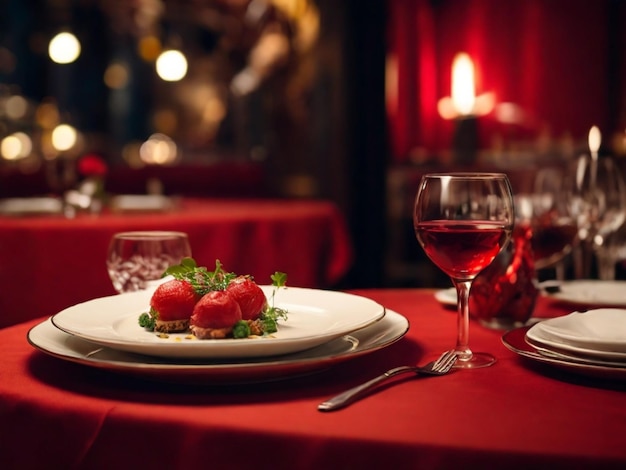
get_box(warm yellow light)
[49,32,81,64]
[438,52,495,120]
[51,124,78,151]
[35,101,60,129]
[138,35,162,62]
[155,50,187,82]
[588,125,601,155]
[5,95,28,120]
[451,53,475,116]
[1,132,32,160]
[104,62,129,89]
[139,133,178,165]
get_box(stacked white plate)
[28,286,410,384]
[0,197,63,216]
[525,309,626,368]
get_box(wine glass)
[567,155,626,278]
[595,222,626,280]
[414,173,515,368]
[515,168,579,278]
[107,231,192,293]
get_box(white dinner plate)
[51,286,385,359]
[109,195,174,213]
[543,280,626,307]
[30,310,409,384]
[529,309,626,353]
[0,197,63,216]
[526,316,626,362]
[502,327,626,381]
[434,288,456,306]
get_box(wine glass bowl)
[567,155,626,278]
[107,231,192,293]
[414,173,515,368]
[515,192,579,271]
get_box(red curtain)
[387,0,619,163]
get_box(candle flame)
[588,125,601,154]
[451,53,476,116]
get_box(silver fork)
[317,350,458,412]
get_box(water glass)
[107,231,192,293]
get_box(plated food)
[140,259,288,340]
[51,280,386,358]
[29,309,409,384]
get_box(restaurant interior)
[2,0,626,290]
[2,2,626,469]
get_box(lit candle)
[588,125,601,160]
[438,53,495,120]
[588,125,601,191]
[451,53,476,116]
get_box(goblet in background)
[107,231,192,293]
[414,173,515,368]
[567,156,626,278]
[594,222,626,280]
[515,167,579,279]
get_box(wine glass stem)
[453,279,473,361]
[596,249,616,280]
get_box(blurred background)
[1,0,626,289]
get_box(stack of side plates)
[525,309,626,368]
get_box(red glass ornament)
[469,224,538,329]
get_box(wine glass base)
[454,352,496,369]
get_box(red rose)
[77,154,108,177]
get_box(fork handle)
[317,366,415,412]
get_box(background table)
[0,198,352,328]
[1,290,625,469]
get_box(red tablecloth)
[0,198,352,328]
[1,290,625,469]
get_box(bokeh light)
[1,132,32,160]
[155,49,188,82]
[51,124,78,151]
[48,32,81,64]
[104,62,130,89]
[139,133,178,165]
[5,95,29,120]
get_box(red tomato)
[150,280,199,321]
[190,290,242,329]
[226,277,267,320]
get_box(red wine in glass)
[531,221,578,269]
[414,173,515,369]
[415,220,510,280]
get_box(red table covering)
[1,290,625,469]
[0,198,352,328]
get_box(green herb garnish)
[258,271,288,334]
[164,258,237,295]
[138,310,156,330]
[232,320,251,339]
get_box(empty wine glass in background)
[414,173,515,368]
[567,155,626,278]
[107,231,192,293]
[594,222,626,280]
